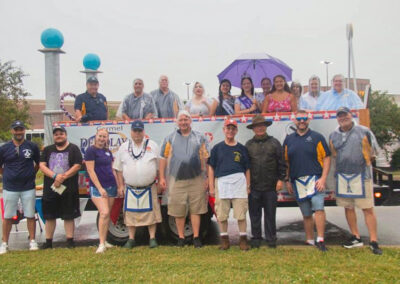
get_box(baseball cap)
[224,118,238,127]
[336,107,351,116]
[53,125,67,134]
[87,76,99,84]
[11,120,26,129]
[131,120,144,130]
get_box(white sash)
[124,185,153,212]
[293,175,317,201]
[336,173,365,198]
[217,173,247,199]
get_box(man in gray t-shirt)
[122,78,158,120]
[150,75,182,118]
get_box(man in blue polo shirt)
[74,76,108,122]
[0,120,40,254]
[283,110,331,252]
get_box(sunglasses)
[296,117,309,122]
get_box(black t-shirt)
[0,140,40,191]
[40,143,82,199]
[208,141,250,178]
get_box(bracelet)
[52,173,57,179]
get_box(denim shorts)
[90,185,117,198]
[3,189,36,218]
[297,191,325,217]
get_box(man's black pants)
[248,190,277,242]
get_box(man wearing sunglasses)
[283,110,331,252]
[75,76,108,122]
[0,120,40,254]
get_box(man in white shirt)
[113,120,161,249]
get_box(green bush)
[391,148,400,169]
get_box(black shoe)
[193,237,202,248]
[369,241,383,255]
[41,242,53,249]
[176,238,185,247]
[250,239,261,249]
[316,241,328,252]
[343,235,363,249]
[66,240,75,249]
[267,241,277,248]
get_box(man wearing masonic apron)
[329,107,382,255]
[114,120,162,249]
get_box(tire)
[160,204,213,242]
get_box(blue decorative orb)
[83,53,101,70]
[40,28,64,48]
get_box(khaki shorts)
[215,178,248,221]
[168,176,207,217]
[336,179,374,209]
[124,185,162,227]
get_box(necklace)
[128,139,149,160]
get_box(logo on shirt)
[22,149,33,159]
[306,136,313,143]
[233,151,241,162]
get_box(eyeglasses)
[15,146,19,157]
[296,117,308,122]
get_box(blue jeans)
[297,191,325,217]
[3,189,36,218]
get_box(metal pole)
[326,64,329,89]
[39,48,65,146]
[185,82,191,100]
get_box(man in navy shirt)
[208,118,251,250]
[74,76,108,122]
[283,110,331,252]
[0,120,40,254]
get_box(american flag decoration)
[323,112,330,119]
[211,116,216,121]
[307,112,314,119]
[273,113,281,121]
[290,113,296,120]
[240,116,248,123]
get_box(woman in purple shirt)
[85,128,119,253]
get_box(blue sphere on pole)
[83,53,101,70]
[40,28,64,48]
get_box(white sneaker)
[105,241,114,248]
[96,244,106,254]
[29,240,39,251]
[0,242,9,255]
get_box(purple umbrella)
[217,53,293,88]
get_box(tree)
[0,60,30,141]
[368,90,400,148]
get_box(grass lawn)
[0,246,399,283]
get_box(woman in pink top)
[262,75,297,113]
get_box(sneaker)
[104,241,114,248]
[123,239,136,249]
[96,244,106,254]
[0,242,9,255]
[250,239,261,249]
[29,240,39,251]
[343,235,363,249]
[369,241,383,255]
[176,238,185,247]
[316,241,328,252]
[149,238,158,249]
[193,237,203,248]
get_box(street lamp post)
[320,61,333,90]
[184,82,191,101]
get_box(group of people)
[73,73,364,122]
[0,101,382,255]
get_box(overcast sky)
[1,0,399,102]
